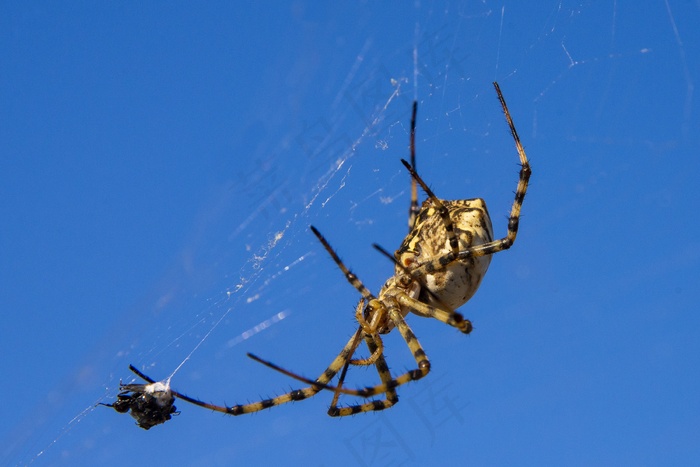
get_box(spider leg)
[327,304,431,414]
[129,329,365,416]
[396,292,472,333]
[408,100,420,230]
[407,81,530,280]
[371,242,398,265]
[250,299,397,413]
[128,364,156,383]
[246,351,356,395]
[478,82,530,250]
[248,303,390,405]
[242,303,429,414]
[330,305,431,400]
[328,333,399,416]
[349,334,383,365]
[244,332,384,398]
[329,348,353,406]
[401,158,460,260]
[247,330,401,415]
[327,327,373,410]
[310,225,375,300]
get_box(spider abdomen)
[398,198,494,311]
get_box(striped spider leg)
[115,317,394,419]
[111,260,401,419]
[251,81,531,415]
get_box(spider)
[106,81,530,422]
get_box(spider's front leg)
[396,291,472,334]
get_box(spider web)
[3,1,698,465]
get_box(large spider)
[104,82,530,423]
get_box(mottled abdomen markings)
[396,198,494,312]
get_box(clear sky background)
[2,2,699,466]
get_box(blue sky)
[2,2,699,465]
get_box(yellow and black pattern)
[116,82,531,421]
